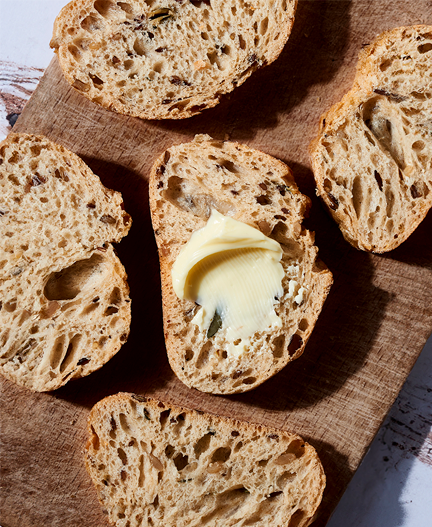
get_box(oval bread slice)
[86,393,326,527]
[310,25,432,252]
[149,135,333,394]
[0,133,132,391]
[50,0,297,119]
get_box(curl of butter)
[172,210,284,352]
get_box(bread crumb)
[194,60,208,71]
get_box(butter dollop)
[172,210,284,349]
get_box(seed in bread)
[310,25,432,253]
[149,135,333,394]
[0,133,132,392]
[50,0,297,119]
[85,393,326,527]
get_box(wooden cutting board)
[1,1,432,526]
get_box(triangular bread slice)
[310,25,432,252]
[50,0,297,119]
[0,133,132,391]
[149,135,332,394]
[86,393,326,527]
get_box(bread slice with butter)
[86,392,326,527]
[0,133,132,392]
[50,0,297,119]
[310,25,432,252]
[149,135,333,394]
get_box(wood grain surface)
[1,1,432,526]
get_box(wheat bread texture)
[310,25,432,253]
[149,135,333,394]
[50,0,297,120]
[86,392,326,527]
[0,133,132,392]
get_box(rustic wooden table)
[1,1,431,526]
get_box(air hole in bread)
[195,341,212,368]
[165,444,175,458]
[94,0,116,18]
[90,425,100,450]
[210,447,231,463]
[105,305,119,316]
[159,409,171,427]
[135,454,145,486]
[351,176,362,218]
[60,334,82,372]
[385,189,394,217]
[287,334,303,356]
[117,2,133,14]
[90,74,104,87]
[323,178,332,192]
[287,509,306,527]
[44,254,106,301]
[277,471,296,490]
[82,301,99,316]
[99,336,108,347]
[50,335,66,370]
[410,184,422,198]
[412,140,425,151]
[81,14,104,31]
[119,413,131,433]
[272,335,285,359]
[173,452,189,471]
[133,38,146,56]
[117,447,127,465]
[65,45,80,63]
[298,318,309,332]
[194,433,213,457]
[242,376,256,385]
[72,78,90,92]
[4,299,17,312]
[374,170,383,191]
[418,42,432,53]
[8,174,20,185]
[260,17,269,35]
[286,439,305,458]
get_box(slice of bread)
[149,135,333,394]
[86,392,326,527]
[0,133,132,392]
[310,25,432,253]
[50,0,297,120]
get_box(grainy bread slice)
[149,135,333,394]
[310,25,432,253]
[86,393,326,527]
[50,0,297,119]
[0,133,132,392]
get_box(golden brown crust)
[310,25,432,253]
[86,392,326,527]
[50,0,297,120]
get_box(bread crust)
[0,133,132,391]
[310,25,432,253]
[86,392,326,527]
[149,135,333,394]
[50,0,297,119]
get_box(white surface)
[0,0,64,69]
[328,337,432,526]
[0,2,431,526]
